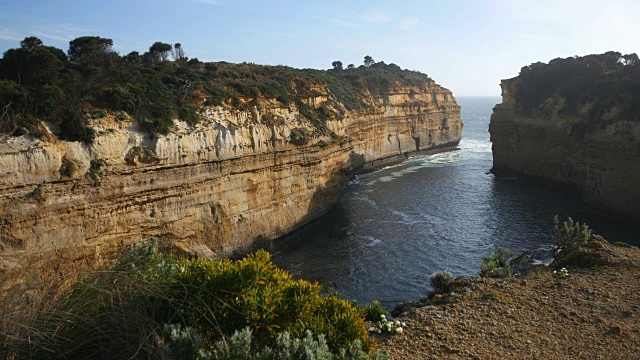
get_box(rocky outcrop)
[490,77,640,220]
[0,82,461,273]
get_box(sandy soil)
[374,242,640,359]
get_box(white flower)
[394,320,401,326]
[396,327,403,334]
[401,322,406,327]
[381,314,386,319]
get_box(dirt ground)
[375,242,640,359]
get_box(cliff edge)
[489,52,640,220]
[0,37,462,274]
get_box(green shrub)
[553,215,592,247]
[176,250,373,353]
[479,247,516,278]
[430,271,454,294]
[86,158,107,184]
[361,300,387,322]
[163,326,388,360]
[91,109,107,119]
[1,241,378,359]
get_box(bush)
[361,300,387,322]
[552,215,592,247]
[479,247,516,278]
[163,326,388,360]
[430,271,454,294]
[1,241,378,359]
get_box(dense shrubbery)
[0,36,434,140]
[0,240,385,359]
[514,51,640,133]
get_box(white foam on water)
[359,139,493,186]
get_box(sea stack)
[490,52,640,220]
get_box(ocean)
[270,96,638,307]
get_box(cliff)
[0,77,461,274]
[489,52,640,220]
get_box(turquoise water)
[270,96,638,307]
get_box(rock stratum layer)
[0,82,461,273]
[490,76,640,221]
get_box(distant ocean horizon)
[271,96,639,307]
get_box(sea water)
[270,96,638,307]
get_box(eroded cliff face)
[490,78,640,220]
[0,82,461,273]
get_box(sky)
[1,0,639,96]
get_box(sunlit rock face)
[0,81,461,273]
[490,78,640,221]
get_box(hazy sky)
[1,0,639,96]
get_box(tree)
[68,36,114,63]
[364,55,374,67]
[149,42,173,62]
[20,36,43,51]
[621,53,639,66]
[347,64,355,69]
[331,60,343,70]
[172,43,186,62]
[124,51,141,63]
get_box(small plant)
[86,158,107,185]
[554,267,570,278]
[479,247,516,278]
[430,271,454,294]
[369,315,404,335]
[164,326,388,360]
[362,300,387,322]
[553,215,592,247]
[59,155,77,179]
[117,111,127,120]
[91,110,108,119]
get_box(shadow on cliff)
[231,151,366,259]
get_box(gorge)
[0,52,462,274]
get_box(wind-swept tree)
[20,36,43,51]
[364,55,374,67]
[149,42,173,62]
[68,36,114,64]
[172,43,187,62]
[331,60,343,70]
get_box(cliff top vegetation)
[0,36,436,144]
[513,51,640,130]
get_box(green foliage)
[1,36,434,138]
[479,247,516,278]
[59,110,95,144]
[91,109,107,119]
[68,36,114,63]
[364,56,374,67]
[59,155,77,178]
[175,250,373,353]
[86,158,107,184]
[179,103,200,125]
[1,241,379,359]
[514,52,640,133]
[163,326,387,360]
[553,215,592,247]
[430,271,454,294]
[361,300,387,323]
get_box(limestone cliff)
[490,65,640,220]
[0,81,461,273]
